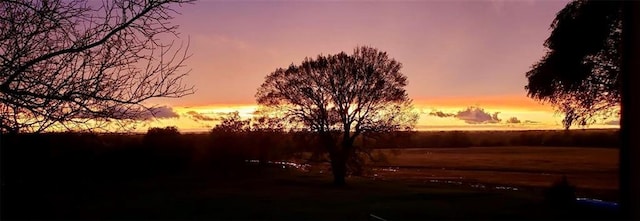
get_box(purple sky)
[132,0,624,131]
[159,0,569,107]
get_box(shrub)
[545,175,577,207]
[142,126,192,171]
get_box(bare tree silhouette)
[211,111,250,133]
[256,46,418,185]
[0,0,194,133]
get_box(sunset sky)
[141,0,619,132]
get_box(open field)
[367,147,618,201]
[1,131,621,219]
[297,146,618,201]
[2,166,619,220]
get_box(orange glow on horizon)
[173,95,552,112]
[137,96,619,133]
[412,95,554,112]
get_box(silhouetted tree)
[211,112,250,133]
[144,126,181,146]
[256,46,418,185]
[209,112,250,163]
[251,108,288,132]
[525,0,622,129]
[0,0,194,133]
[143,126,190,169]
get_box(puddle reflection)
[244,160,311,170]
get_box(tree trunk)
[330,138,354,186]
[330,152,347,186]
[324,132,356,186]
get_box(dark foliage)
[525,0,623,129]
[545,176,577,207]
[142,126,191,171]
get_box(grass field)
[4,166,618,220]
[366,147,619,201]
[2,131,621,220]
[298,146,618,201]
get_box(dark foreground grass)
[1,132,621,220]
[3,165,619,220]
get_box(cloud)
[138,106,180,120]
[428,107,501,124]
[185,111,216,122]
[429,107,542,125]
[455,107,501,124]
[76,105,179,121]
[429,111,455,118]
[506,117,521,124]
[605,120,620,125]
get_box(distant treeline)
[2,129,620,173]
[361,129,620,149]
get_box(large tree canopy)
[256,46,417,185]
[525,0,622,129]
[0,0,194,133]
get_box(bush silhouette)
[545,175,577,207]
[142,127,192,172]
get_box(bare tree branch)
[255,46,417,185]
[0,0,195,133]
